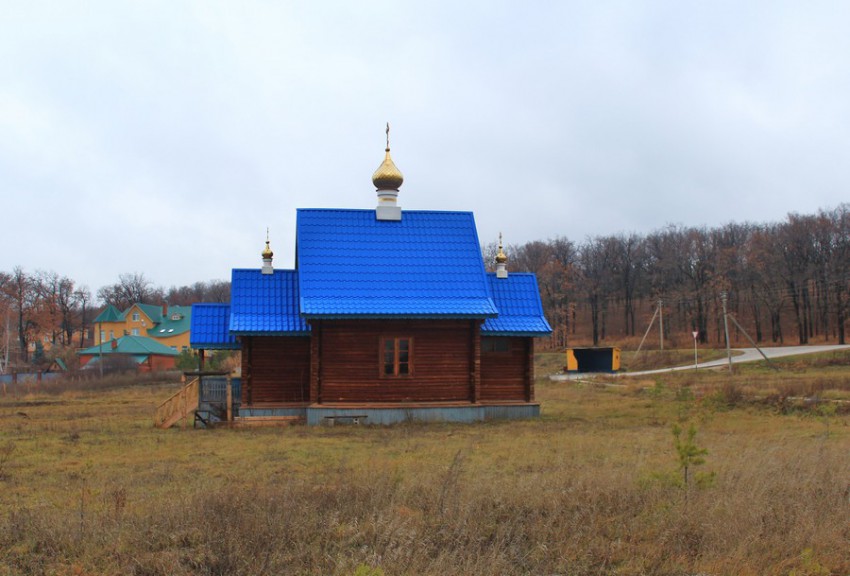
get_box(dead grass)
[621,348,736,372]
[2,370,182,397]
[0,361,848,575]
[659,349,850,413]
[533,351,567,376]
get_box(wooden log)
[226,375,232,422]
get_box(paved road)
[549,344,850,380]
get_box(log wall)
[317,319,474,403]
[242,336,311,404]
[242,324,535,406]
[479,337,531,401]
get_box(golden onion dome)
[495,233,508,264]
[372,123,404,190]
[261,240,273,260]
[372,147,404,190]
[261,229,273,259]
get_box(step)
[227,415,304,428]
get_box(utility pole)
[98,321,103,379]
[1,310,9,374]
[692,330,699,370]
[635,305,660,357]
[726,312,776,370]
[720,291,733,374]
[658,298,664,352]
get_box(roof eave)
[480,330,553,337]
[229,330,311,337]
[189,342,241,350]
[301,313,498,320]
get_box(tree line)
[0,271,229,369]
[3,204,848,370]
[486,204,850,349]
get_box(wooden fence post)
[180,383,187,429]
[226,375,233,423]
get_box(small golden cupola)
[261,228,274,275]
[373,123,404,221]
[495,232,508,279]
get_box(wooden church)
[191,131,551,424]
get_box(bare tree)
[4,267,41,364]
[164,280,231,306]
[777,215,818,344]
[0,271,11,372]
[578,237,617,345]
[74,286,92,348]
[748,225,786,343]
[204,280,231,303]
[544,236,579,347]
[512,241,552,275]
[35,270,62,345]
[481,240,499,272]
[823,205,850,344]
[609,233,644,337]
[55,276,77,346]
[97,273,162,309]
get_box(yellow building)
[92,303,192,352]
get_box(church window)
[381,337,412,377]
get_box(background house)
[93,303,192,352]
[77,334,179,371]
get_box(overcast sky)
[2,1,849,296]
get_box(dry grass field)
[0,350,848,575]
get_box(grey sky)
[2,1,849,296]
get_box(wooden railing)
[154,377,200,429]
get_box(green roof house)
[78,335,179,372]
[93,303,192,353]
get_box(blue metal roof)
[190,304,240,349]
[296,209,498,318]
[230,269,311,335]
[482,273,552,336]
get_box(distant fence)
[0,371,63,384]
